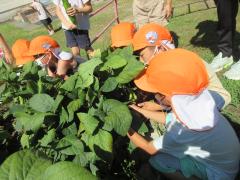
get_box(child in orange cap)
[27,35,78,79]
[111,22,136,49]
[128,49,240,180]
[12,39,35,66]
[132,23,230,111]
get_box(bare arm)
[77,1,93,13]
[129,104,166,124]
[137,101,164,111]
[127,129,158,155]
[0,33,14,64]
[164,0,173,19]
[66,1,93,16]
[55,5,76,29]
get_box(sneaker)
[223,60,240,80]
[210,52,233,72]
[49,30,55,36]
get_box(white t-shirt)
[153,112,240,180]
[31,2,48,20]
[53,0,90,30]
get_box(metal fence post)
[114,0,120,24]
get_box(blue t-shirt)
[153,112,240,180]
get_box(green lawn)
[0,0,240,125]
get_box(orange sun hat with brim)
[132,23,173,51]
[27,35,59,56]
[134,48,209,96]
[12,39,35,66]
[111,22,136,48]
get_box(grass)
[0,0,240,125]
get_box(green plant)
[0,47,144,178]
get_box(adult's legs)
[214,0,238,57]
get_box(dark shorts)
[64,29,92,50]
[40,17,52,26]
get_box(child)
[128,49,240,180]
[0,33,14,64]
[53,0,93,58]
[12,39,35,66]
[111,22,136,48]
[27,35,77,79]
[31,0,55,35]
[132,23,231,110]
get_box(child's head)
[12,39,34,66]
[27,35,60,67]
[134,48,208,97]
[111,22,136,48]
[134,49,218,131]
[132,23,174,64]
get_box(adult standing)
[133,0,173,29]
[210,0,240,80]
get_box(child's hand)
[66,7,78,16]
[129,104,142,113]
[137,101,162,111]
[66,22,77,30]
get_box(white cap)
[58,51,73,61]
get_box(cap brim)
[111,39,133,48]
[134,70,158,93]
[15,56,35,66]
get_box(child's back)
[153,111,240,179]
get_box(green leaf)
[67,99,84,122]
[39,129,56,147]
[93,77,99,91]
[51,95,64,113]
[0,150,52,180]
[116,57,144,84]
[60,107,69,125]
[42,161,97,180]
[76,58,102,88]
[78,58,102,75]
[102,99,132,136]
[29,94,54,113]
[20,133,30,148]
[89,163,99,176]
[62,123,78,136]
[73,152,97,167]
[56,135,84,155]
[89,129,113,153]
[100,54,127,71]
[100,77,118,92]
[86,87,97,106]
[60,74,78,92]
[77,113,99,134]
[0,83,6,95]
[15,112,45,132]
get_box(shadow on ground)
[190,20,240,60]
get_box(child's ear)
[46,51,53,60]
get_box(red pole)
[114,0,120,23]
[90,17,118,45]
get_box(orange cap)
[134,49,209,96]
[28,35,59,56]
[132,23,173,51]
[12,39,34,66]
[111,22,136,48]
